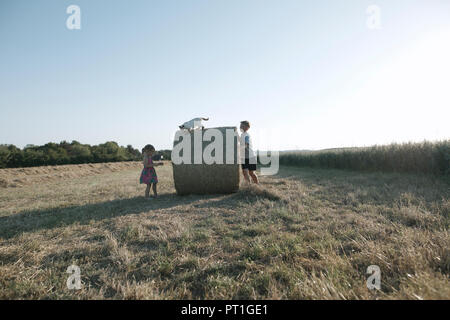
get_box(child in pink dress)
[140,144,163,198]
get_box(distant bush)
[157,149,172,161]
[279,140,450,176]
[0,141,144,168]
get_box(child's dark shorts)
[241,158,257,171]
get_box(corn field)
[278,140,450,176]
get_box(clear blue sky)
[1,0,449,151]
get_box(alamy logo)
[66,5,81,30]
[366,5,382,30]
[66,265,81,290]
[366,265,381,290]
[172,124,279,176]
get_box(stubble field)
[0,162,448,299]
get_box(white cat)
[179,117,209,131]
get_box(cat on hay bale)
[179,117,209,132]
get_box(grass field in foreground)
[0,163,448,299]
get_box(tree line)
[0,141,172,168]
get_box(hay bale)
[172,127,240,195]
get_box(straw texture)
[172,127,240,195]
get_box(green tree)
[71,144,92,163]
[0,145,11,168]
[23,148,46,167]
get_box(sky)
[1,0,449,151]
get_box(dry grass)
[0,163,448,299]
[0,161,143,188]
[279,140,450,176]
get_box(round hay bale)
[172,126,240,195]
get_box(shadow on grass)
[191,185,284,211]
[0,193,211,239]
[272,166,449,206]
[0,184,286,240]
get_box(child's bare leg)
[145,184,151,198]
[249,170,259,184]
[242,169,250,183]
[152,183,158,197]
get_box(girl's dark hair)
[142,144,155,153]
[240,120,250,128]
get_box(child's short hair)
[142,144,155,153]
[240,121,250,128]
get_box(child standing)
[240,121,259,184]
[140,144,163,198]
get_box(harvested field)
[0,162,143,188]
[0,163,448,299]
